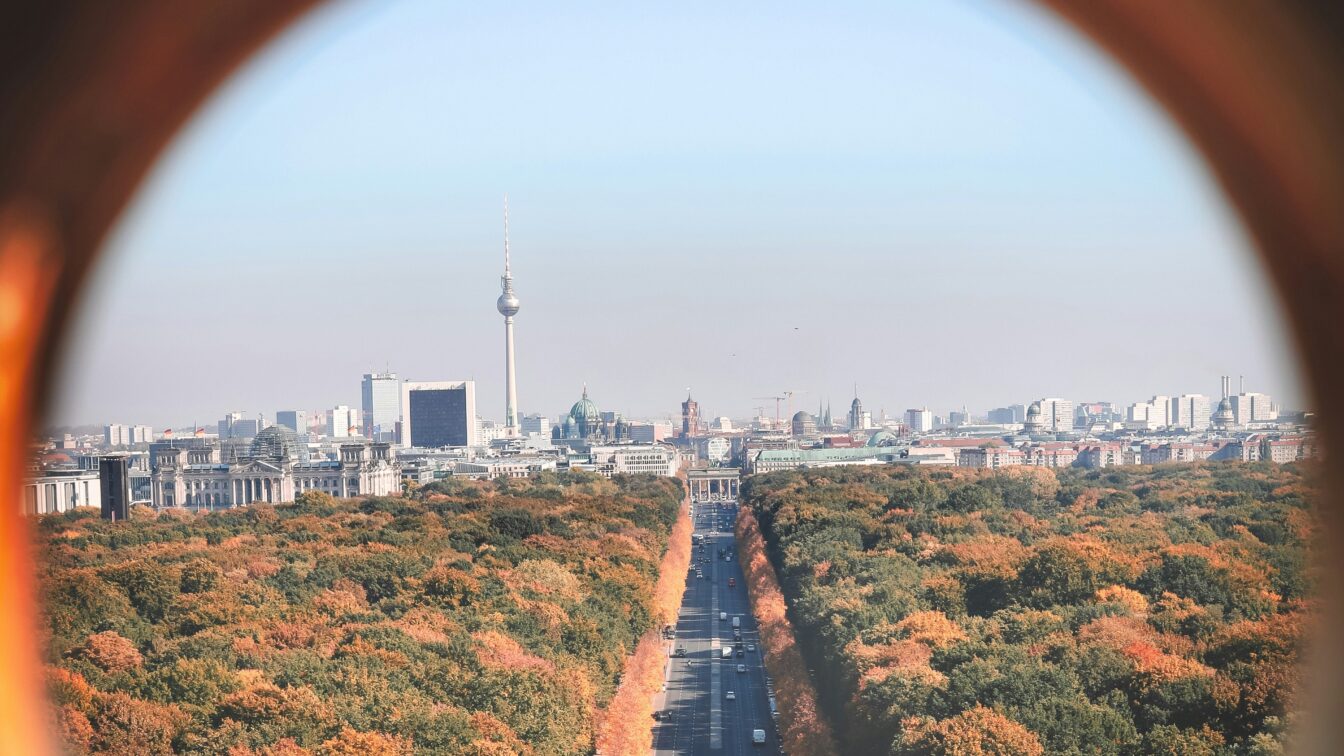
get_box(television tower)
[497,196,521,435]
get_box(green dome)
[867,430,898,447]
[569,387,600,422]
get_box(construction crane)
[752,390,807,429]
[781,389,806,422]
[752,396,786,427]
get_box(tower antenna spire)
[497,194,521,434]
[503,193,512,279]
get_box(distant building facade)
[105,424,129,447]
[681,393,700,437]
[1170,394,1212,430]
[1231,392,1278,426]
[628,421,673,443]
[361,372,401,441]
[520,414,551,438]
[151,427,399,508]
[905,408,934,433]
[22,468,100,515]
[588,444,680,477]
[791,411,818,437]
[99,455,132,521]
[402,381,477,448]
[1036,398,1075,432]
[276,410,308,437]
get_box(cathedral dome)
[250,424,298,462]
[569,388,600,423]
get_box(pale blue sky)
[52,0,1301,428]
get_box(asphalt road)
[651,500,781,755]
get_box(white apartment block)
[1126,396,1171,430]
[1038,398,1075,432]
[328,405,355,438]
[1230,392,1277,426]
[905,408,934,433]
[1170,394,1212,430]
[105,424,129,447]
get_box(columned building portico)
[687,467,741,503]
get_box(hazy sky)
[51,0,1302,429]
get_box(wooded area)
[36,472,683,755]
[744,462,1318,755]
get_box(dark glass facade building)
[99,455,131,521]
[405,381,475,447]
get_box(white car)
[747,644,755,652]
[725,690,735,700]
[736,664,746,673]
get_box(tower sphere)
[497,290,520,316]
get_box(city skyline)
[49,0,1301,429]
[63,373,1294,436]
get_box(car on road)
[753,729,766,745]
[736,649,744,657]
[725,691,735,700]
[736,664,746,673]
[674,647,686,657]
[727,577,735,587]
[747,644,755,652]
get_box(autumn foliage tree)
[743,462,1316,755]
[35,473,684,755]
[737,507,840,756]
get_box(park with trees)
[743,461,1318,755]
[36,471,683,755]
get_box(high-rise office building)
[276,410,308,437]
[361,372,401,441]
[497,198,521,436]
[402,381,477,448]
[218,412,241,439]
[129,425,154,444]
[905,408,934,433]
[328,406,355,438]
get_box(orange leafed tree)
[594,483,694,754]
[896,706,1045,756]
[737,507,840,756]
